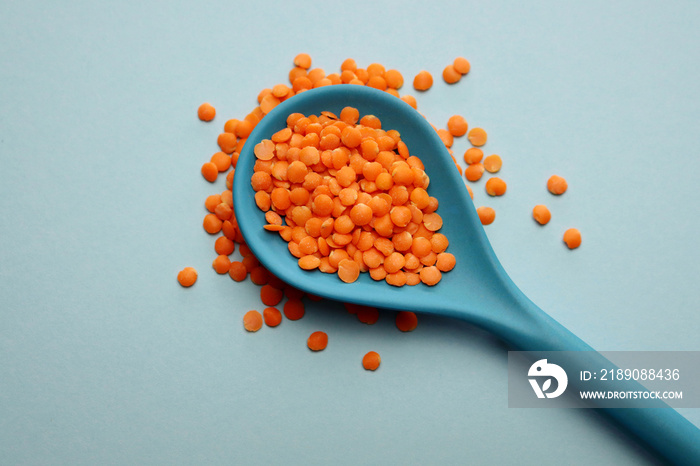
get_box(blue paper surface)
[1,1,698,465]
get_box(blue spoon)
[233,85,699,464]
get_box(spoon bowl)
[233,85,699,464]
[235,85,519,331]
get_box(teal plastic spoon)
[233,85,699,465]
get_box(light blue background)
[1,1,698,465]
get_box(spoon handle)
[481,290,700,465]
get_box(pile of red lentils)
[180,54,581,371]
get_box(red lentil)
[263,307,282,327]
[547,175,568,195]
[198,103,216,121]
[532,205,551,225]
[243,310,263,332]
[395,311,418,332]
[177,267,197,287]
[307,331,328,351]
[362,351,381,371]
[563,228,582,249]
[477,206,496,225]
[413,71,433,91]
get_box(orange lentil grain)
[532,205,551,225]
[214,202,233,220]
[340,106,360,125]
[224,118,238,134]
[211,151,232,171]
[228,261,247,281]
[465,163,485,182]
[395,311,418,332]
[294,53,312,69]
[205,194,222,212]
[177,267,197,287]
[386,271,407,287]
[338,258,360,283]
[366,63,385,78]
[463,147,483,165]
[547,175,568,195]
[239,243,253,257]
[422,196,439,213]
[369,266,387,281]
[423,213,443,231]
[413,71,433,91]
[249,266,270,285]
[198,103,216,121]
[220,189,233,206]
[243,310,263,332]
[384,69,404,89]
[217,133,237,154]
[419,266,442,286]
[442,64,461,84]
[298,255,321,270]
[429,233,449,253]
[212,255,231,274]
[203,214,223,234]
[201,162,218,182]
[453,57,471,75]
[341,58,357,72]
[307,331,328,351]
[405,272,421,286]
[357,305,380,324]
[436,252,456,272]
[419,251,437,266]
[354,68,369,84]
[477,206,496,225]
[307,68,326,85]
[214,236,235,256]
[483,155,502,173]
[411,236,432,257]
[235,119,254,139]
[362,351,381,371]
[283,298,306,320]
[485,177,507,196]
[563,228,582,249]
[263,307,282,327]
[447,115,468,137]
[293,76,313,92]
[261,284,284,306]
[242,255,260,272]
[467,127,487,146]
[367,75,387,91]
[401,95,418,109]
[272,83,290,98]
[437,128,454,148]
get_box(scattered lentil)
[307,331,329,351]
[563,228,582,249]
[177,267,197,287]
[547,175,568,195]
[477,206,496,225]
[198,103,216,122]
[263,307,283,327]
[362,351,381,371]
[483,155,502,173]
[413,71,433,91]
[395,311,418,332]
[532,205,551,225]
